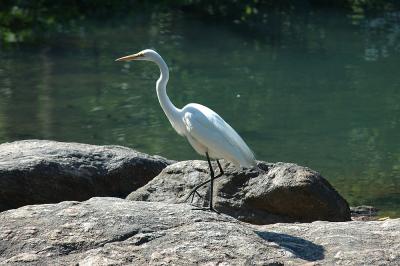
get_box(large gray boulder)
[0,198,398,265]
[0,140,172,212]
[127,160,351,224]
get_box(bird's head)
[115,49,160,62]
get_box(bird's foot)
[183,172,224,203]
[209,206,220,214]
[184,183,208,204]
[189,205,220,214]
[183,188,205,204]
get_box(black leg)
[183,156,224,211]
[205,152,216,211]
[185,177,214,203]
[216,159,224,176]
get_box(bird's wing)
[183,104,255,167]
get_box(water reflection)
[363,11,400,61]
[0,7,399,216]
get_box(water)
[0,7,399,217]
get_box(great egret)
[116,49,256,211]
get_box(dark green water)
[0,8,399,216]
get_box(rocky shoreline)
[0,140,398,265]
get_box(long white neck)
[154,55,182,131]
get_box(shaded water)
[0,7,399,216]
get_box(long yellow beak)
[115,53,142,62]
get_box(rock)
[126,160,350,224]
[260,219,400,265]
[0,140,173,212]
[350,205,379,221]
[0,198,289,265]
[0,198,398,265]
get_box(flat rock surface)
[0,140,172,212]
[0,198,398,265]
[127,160,350,224]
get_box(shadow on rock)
[255,231,325,261]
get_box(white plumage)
[181,103,255,167]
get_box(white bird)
[116,49,256,211]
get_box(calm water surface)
[0,8,399,216]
